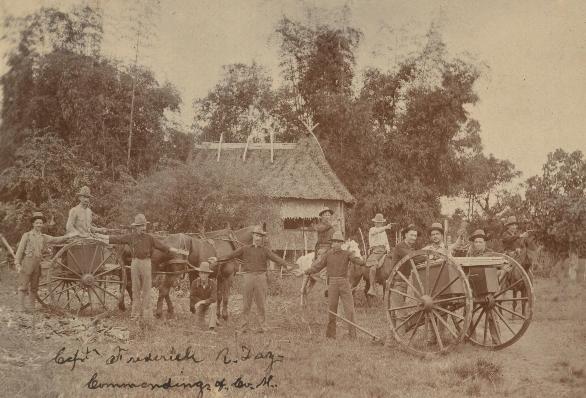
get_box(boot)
[367,267,377,296]
[18,291,27,312]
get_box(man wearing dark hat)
[366,213,393,296]
[302,207,338,295]
[388,224,418,318]
[108,214,183,323]
[190,260,218,333]
[218,226,291,333]
[66,185,108,240]
[14,212,73,312]
[501,216,532,269]
[305,231,366,339]
[467,229,488,257]
[422,222,448,253]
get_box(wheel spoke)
[54,259,82,277]
[95,279,124,284]
[63,286,79,309]
[395,310,419,331]
[433,305,464,320]
[494,279,523,298]
[407,311,424,345]
[93,283,119,300]
[51,276,81,282]
[92,251,116,276]
[491,306,516,335]
[410,259,425,294]
[432,309,459,339]
[429,312,444,350]
[388,303,423,312]
[395,270,421,297]
[388,288,419,301]
[68,250,84,274]
[495,297,529,303]
[433,295,467,305]
[90,286,106,309]
[39,280,64,302]
[469,306,486,334]
[483,310,489,345]
[425,257,430,295]
[488,311,502,345]
[430,258,446,296]
[51,284,79,299]
[432,276,461,299]
[495,303,527,320]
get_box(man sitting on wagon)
[365,213,393,297]
[422,222,448,254]
[65,186,109,242]
[467,229,488,257]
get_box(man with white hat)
[422,222,448,253]
[108,214,183,323]
[190,260,218,333]
[218,225,292,333]
[366,213,393,296]
[305,231,365,339]
[66,185,108,240]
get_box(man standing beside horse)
[218,226,291,333]
[366,213,393,297]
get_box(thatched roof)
[192,134,355,205]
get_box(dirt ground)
[0,268,584,398]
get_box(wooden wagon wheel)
[458,252,534,350]
[385,250,473,357]
[37,238,127,315]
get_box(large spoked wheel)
[462,252,534,350]
[38,238,126,315]
[385,250,473,357]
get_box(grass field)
[1,269,585,398]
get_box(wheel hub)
[421,295,434,312]
[485,294,496,309]
[81,273,96,287]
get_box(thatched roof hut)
[192,133,355,251]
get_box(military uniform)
[190,273,218,330]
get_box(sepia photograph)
[0,0,585,397]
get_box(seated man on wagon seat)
[366,213,393,297]
[467,229,488,257]
[65,186,109,242]
[422,222,448,254]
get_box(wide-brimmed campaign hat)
[330,231,345,242]
[252,225,267,236]
[318,207,334,217]
[469,229,487,241]
[504,216,519,227]
[76,186,93,198]
[372,213,387,223]
[195,261,213,273]
[429,222,444,234]
[31,211,46,223]
[131,213,150,226]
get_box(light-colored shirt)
[422,242,449,254]
[369,226,390,251]
[15,230,63,264]
[66,204,96,236]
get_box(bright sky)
[1,0,585,182]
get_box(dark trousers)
[327,277,356,338]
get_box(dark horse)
[349,254,394,306]
[117,227,256,320]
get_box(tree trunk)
[127,33,140,171]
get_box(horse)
[186,225,256,321]
[117,233,194,318]
[349,254,394,307]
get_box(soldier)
[218,226,291,333]
[422,222,448,253]
[501,216,532,270]
[14,212,73,312]
[304,231,365,339]
[366,213,392,296]
[108,214,182,324]
[66,186,108,241]
[190,261,218,334]
[467,229,488,257]
[302,207,338,295]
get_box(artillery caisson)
[385,250,534,356]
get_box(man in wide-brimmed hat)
[501,215,532,269]
[14,212,73,312]
[190,260,218,333]
[66,186,108,240]
[108,214,183,323]
[365,213,394,296]
[467,229,488,257]
[305,231,366,339]
[218,225,292,333]
[388,224,418,320]
[422,222,448,253]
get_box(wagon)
[385,250,534,356]
[37,238,127,314]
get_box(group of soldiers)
[11,184,532,338]
[301,207,532,339]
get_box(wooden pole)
[216,132,224,162]
[0,235,15,259]
[242,134,251,161]
[270,130,274,163]
[328,310,383,343]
